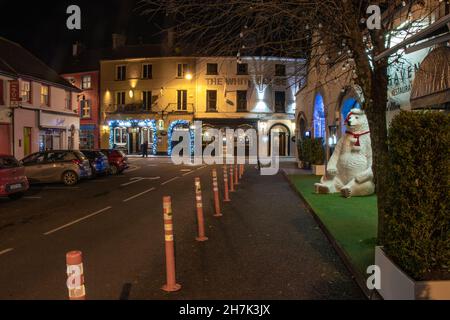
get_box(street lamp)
[185,72,193,80]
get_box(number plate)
[8,184,23,191]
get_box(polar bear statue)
[314,108,375,198]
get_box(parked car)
[100,149,129,175]
[0,155,29,199]
[80,150,110,177]
[21,150,92,186]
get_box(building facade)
[62,71,100,149]
[0,37,80,159]
[100,55,305,156]
[295,0,449,163]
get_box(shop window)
[80,99,91,118]
[40,85,49,106]
[21,81,31,103]
[114,127,127,145]
[237,63,248,75]
[206,63,218,75]
[275,64,286,77]
[116,65,126,81]
[142,64,152,79]
[275,91,286,113]
[313,94,326,139]
[207,90,217,111]
[177,90,187,111]
[80,129,94,149]
[81,75,92,89]
[236,90,247,112]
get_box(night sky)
[0,0,162,71]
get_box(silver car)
[21,150,92,186]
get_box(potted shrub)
[310,138,325,175]
[376,111,450,300]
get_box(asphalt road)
[0,157,364,299]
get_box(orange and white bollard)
[162,196,181,292]
[212,169,222,217]
[195,178,208,242]
[239,164,244,179]
[234,164,240,185]
[223,165,231,202]
[66,251,86,300]
[229,165,235,192]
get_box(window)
[115,91,126,106]
[116,65,126,81]
[237,63,248,75]
[65,91,72,109]
[236,90,247,112]
[114,127,127,144]
[21,81,31,103]
[0,156,20,169]
[206,63,218,75]
[40,85,49,106]
[177,63,189,78]
[80,99,91,118]
[274,91,286,113]
[0,79,4,105]
[81,75,92,89]
[22,152,45,165]
[142,64,152,79]
[275,64,286,77]
[177,90,187,111]
[142,91,152,110]
[207,90,217,111]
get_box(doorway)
[23,127,32,156]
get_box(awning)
[410,46,450,109]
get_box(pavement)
[0,157,364,299]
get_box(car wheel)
[110,165,119,175]
[8,192,24,200]
[62,171,78,186]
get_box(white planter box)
[375,246,450,300]
[312,164,325,176]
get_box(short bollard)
[212,169,222,217]
[235,164,240,185]
[66,251,86,300]
[239,164,244,179]
[229,165,235,192]
[195,178,208,242]
[223,165,231,202]
[162,196,181,292]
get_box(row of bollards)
[65,163,247,298]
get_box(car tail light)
[72,159,82,166]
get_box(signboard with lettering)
[9,80,21,107]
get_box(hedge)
[297,138,324,165]
[383,111,450,281]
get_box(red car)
[100,149,129,175]
[0,154,29,199]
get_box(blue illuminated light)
[313,94,326,139]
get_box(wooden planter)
[375,246,450,300]
[312,164,325,176]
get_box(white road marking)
[197,165,208,170]
[161,177,179,186]
[123,188,156,202]
[126,166,141,173]
[180,169,192,172]
[43,206,113,236]
[121,178,144,187]
[0,248,14,256]
[182,170,194,176]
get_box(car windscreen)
[0,157,20,169]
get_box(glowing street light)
[185,72,193,80]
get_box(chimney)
[112,33,126,49]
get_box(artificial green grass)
[289,175,378,277]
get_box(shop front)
[0,108,12,155]
[39,110,80,151]
[108,119,158,155]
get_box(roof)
[0,37,80,92]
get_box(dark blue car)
[80,150,110,177]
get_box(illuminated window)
[177,63,189,78]
[40,85,49,106]
[114,127,127,144]
[80,99,91,118]
[313,94,326,139]
[21,81,31,103]
[81,75,92,89]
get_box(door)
[279,132,287,156]
[23,127,32,156]
[0,124,11,155]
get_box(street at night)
[0,158,363,300]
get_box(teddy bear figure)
[314,108,375,198]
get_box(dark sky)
[0,0,163,70]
